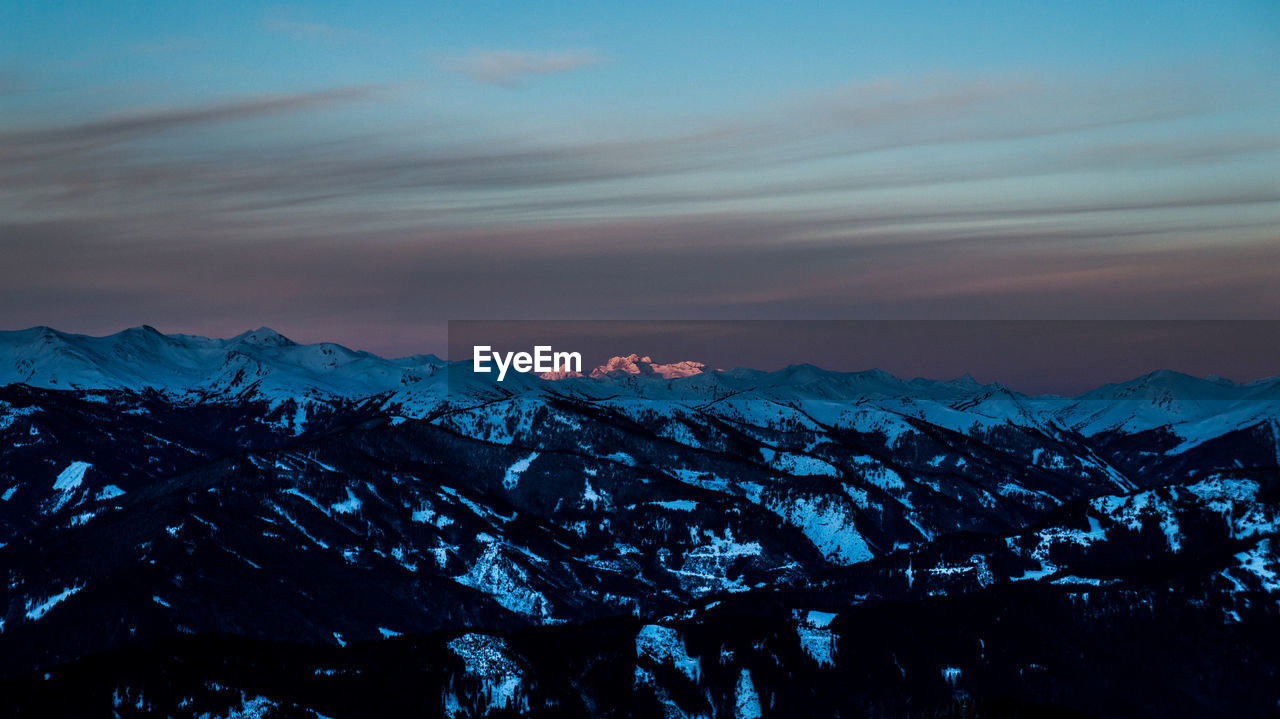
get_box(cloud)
[3,214,1278,361]
[8,71,1256,217]
[0,85,380,161]
[129,37,199,55]
[450,50,606,86]
[2,68,1277,351]
[262,12,349,40]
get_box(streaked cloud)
[449,50,607,86]
[3,70,1272,228]
[262,12,348,40]
[3,213,1277,357]
[1,65,1277,353]
[128,38,200,56]
[0,85,379,161]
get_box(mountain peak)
[776,363,832,382]
[7,326,64,340]
[1125,369,1217,392]
[123,324,163,335]
[231,327,296,347]
[1143,368,1194,382]
[116,325,169,343]
[587,354,706,380]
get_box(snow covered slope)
[0,326,445,401]
[2,327,1279,716]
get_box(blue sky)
[1,1,1278,354]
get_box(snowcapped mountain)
[4,326,1275,442]
[586,354,707,379]
[0,325,445,400]
[1,327,1278,717]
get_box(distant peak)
[586,354,706,380]
[1132,368,1200,386]
[120,325,166,338]
[2,326,69,346]
[231,327,296,347]
[20,325,62,339]
[778,363,829,379]
[400,353,446,365]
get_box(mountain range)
[1,327,1278,718]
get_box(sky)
[2,1,1279,360]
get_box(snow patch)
[51,461,92,510]
[734,669,762,719]
[503,452,539,490]
[447,633,526,715]
[25,584,83,621]
[455,543,552,619]
[766,494,872,565]
[330,487,362,515]
[97,484,125,501]
[604,451,637,466]
[794,610,838,667]
[649,499,698,511]
[635,624,700,682]
[771,452,839,477]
